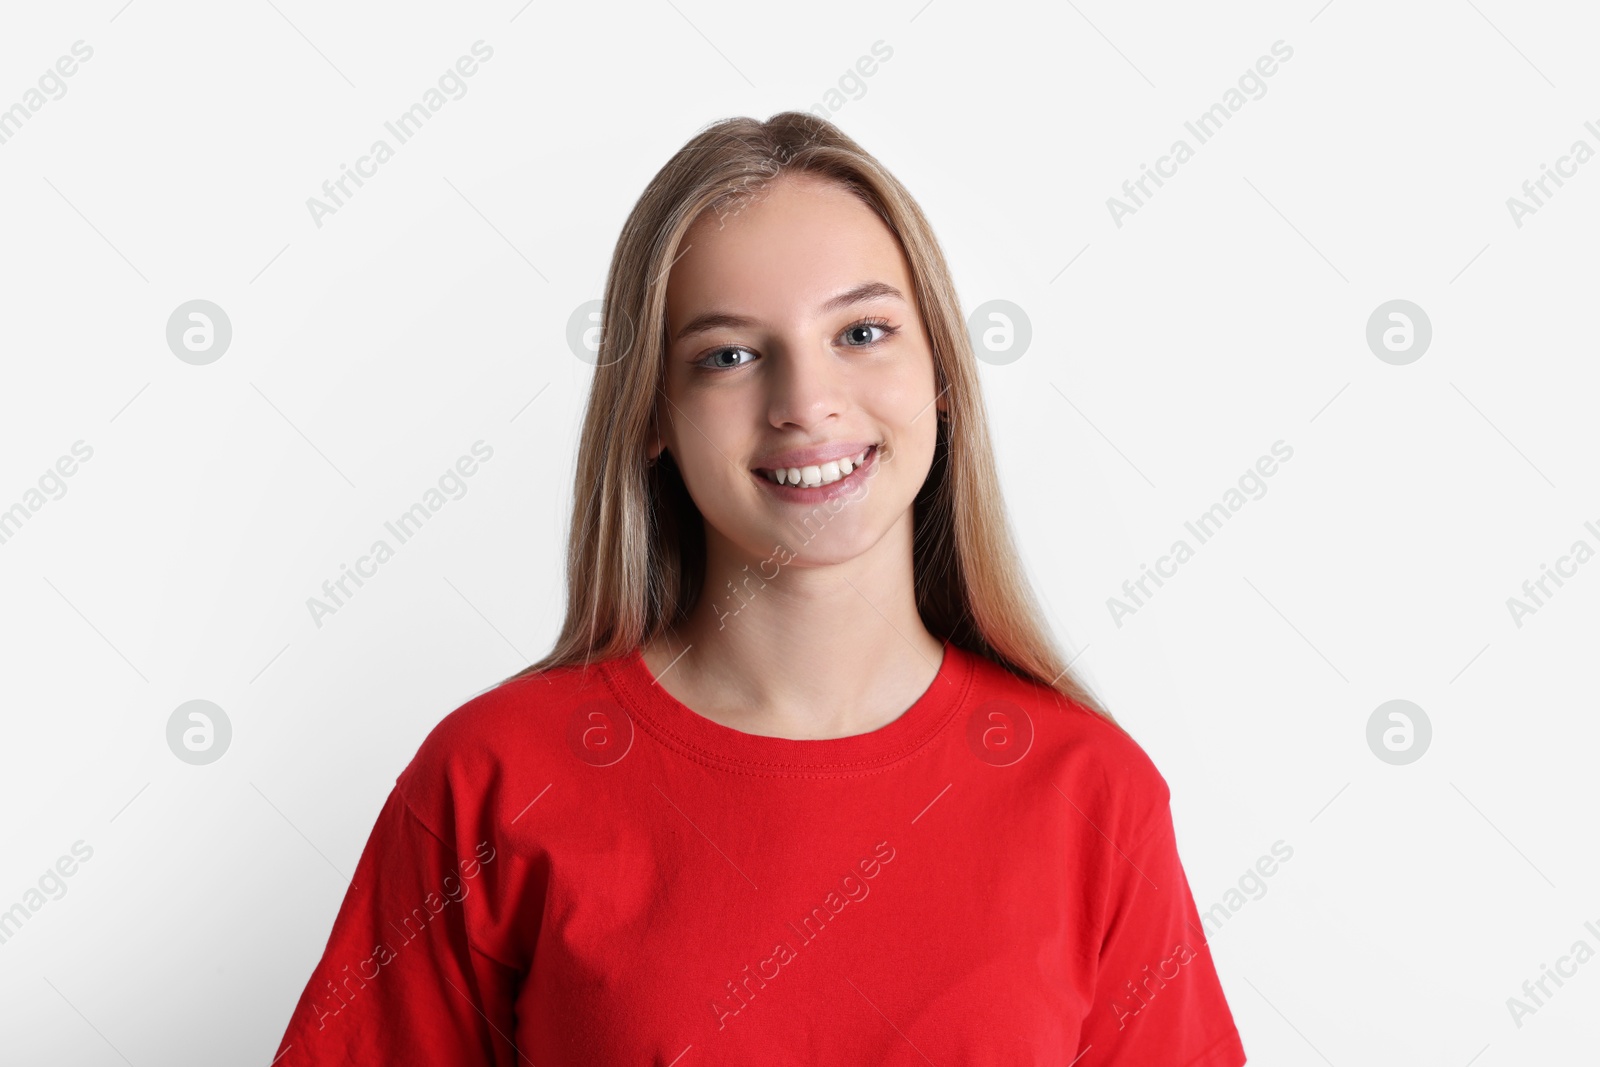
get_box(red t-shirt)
[273,641,1247,1066]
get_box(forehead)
[665,175,911,329]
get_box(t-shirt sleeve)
[271,785,522,1066]
[1077,793,1247,1067]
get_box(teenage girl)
[274,111,1247,1067]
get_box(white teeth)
[763,448,871,487]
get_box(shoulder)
[393,657,621,836]
[960,647,1172,841]
[407,662,600,763]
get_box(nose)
[764,330,847,432]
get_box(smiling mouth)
[754,445,878,488]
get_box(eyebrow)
[671,281,907,344]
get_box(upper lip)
[751,440,876,471]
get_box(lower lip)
[752,446,880,503]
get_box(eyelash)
[693,317,900,371]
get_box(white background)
[1,0,1597,1063]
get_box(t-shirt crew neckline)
[601,640,977,777]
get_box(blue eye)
[692,317,899,371]
[842,318,897,346]
[697,346,755,370]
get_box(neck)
[645,511,945,738]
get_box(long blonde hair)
[503,111,1117,729]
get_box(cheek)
[882,386,942,485]
[677,440,737,497]
[884,365,941,442]
[881,341,939,405]
[670,424,751,515]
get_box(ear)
[647,392,677,462]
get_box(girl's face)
[652,173,946,567]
